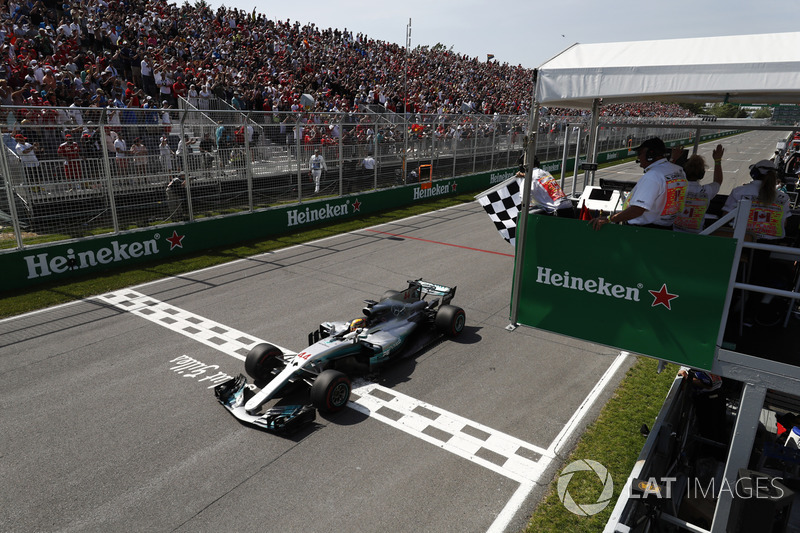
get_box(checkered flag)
[475,176,524,245]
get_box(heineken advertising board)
[0,168,516,293]
[514,215,736,370]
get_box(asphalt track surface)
[0,129,787,533]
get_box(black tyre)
[244,343,283,381]
[310,369,351,413]
[435,305,466,336]
[381,290,400,301]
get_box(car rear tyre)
[244,343,283,381]
[435,305,466,336]
[311,370,352,413]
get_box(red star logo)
[352,198,361,212]
[166,230,185,250]
[648,284,678,310]
[451,182,457,192]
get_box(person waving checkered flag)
[475,175,524,245]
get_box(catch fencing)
[0,105,743,252]
[1,107,531,251]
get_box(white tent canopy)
[536,32,800,109]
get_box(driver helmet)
[349,318,366,332]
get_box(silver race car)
[214,279,466,433]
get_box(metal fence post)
[295,114,302,201]
[338,115,344,196]
[373,121,378,189]
[472,124,478,174]
[431,115,436,166]
[505,128,510,169]
[243,112,254,211]
[0,135,23,249]
[402,107,408,184]
[451,127,457,179]
[489,124,496,170]
[98,110,120,233]
[179,111,194,221]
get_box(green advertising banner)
[515,215,737,370]
[0,168,517,293]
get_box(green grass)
[524,357,678,532]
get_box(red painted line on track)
[366,229,514,257]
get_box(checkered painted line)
[96,288,552,484]
[94,286,625,533]
[350,379,554,484]
[95,289,296,360]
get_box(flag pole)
[402,18,411,184]
[508,69,539,328]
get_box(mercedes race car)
[214,279,466,434]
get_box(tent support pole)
[509,70,539,328]
[584,98,601,188]
[692,128,701,155]
[559,126,570,190]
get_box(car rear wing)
[411,279,456,306]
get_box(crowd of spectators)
[0,0,534,116]
[0,0,695,161]
[0,0,699,116]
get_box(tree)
[708,103,747,118]
[677,103,706,115]
[752,107,773,119]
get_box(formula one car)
[214,279,466,433]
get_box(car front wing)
[214,374,315,434]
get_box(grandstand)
[0,0,699,116]
[0,0,704,248]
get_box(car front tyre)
[244,343,283,381]
[311,369,352,413]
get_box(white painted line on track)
[486,482,535,533]
[547,351,630,456]
[94,287,627,533]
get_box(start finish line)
[512,215,737,370]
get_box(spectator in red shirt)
[172,76,187,101]
[57,133,81,184]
